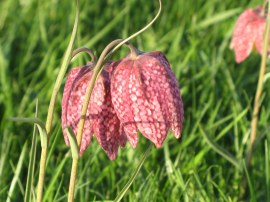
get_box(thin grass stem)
[36,0,80,201]
[248,2,270,167]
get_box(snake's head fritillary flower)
[62,62,126,160]
[110,51,184,148]
[230,6,267,63]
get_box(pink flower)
[110,51,184,148]
[61,62,126,160]
[230,7,267,63]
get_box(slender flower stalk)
[62,62,126,159]
[67,39,126,202]
[71,47,97,62]
[247,1,270,167]
[67,1,162,201]
[36,1,80,200]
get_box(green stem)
[71,47,97,64]
[76,39,124,147]
[67,40,149,201]
[68,159,79,202]
[114,145,152,202]
[24,100,38,202]
[68,1,162,200]
[45,0,79,139]
[36,148,48,202]
[67,39,125,202]
[36,1,80,201]
[109,0,162,56]
[247,3,270,167]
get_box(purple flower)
[61,62,126,160]
[230,6,267,63]
[110,51,184,148]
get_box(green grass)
[0,0,270,201]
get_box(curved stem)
[71,47,97,64]
[247,2,270,167]
[68,1,163,201]
[114,144,152,202]
[36,0,80,201]
[126,42,139,59]
[45,0,79,140]
[77,39,124,147]
[67,39,124,202]
[109,0,162,56]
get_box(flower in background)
[110,51,184,148]
[61,63,126,160]
[230,6,267,63]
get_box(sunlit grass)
[0,0,269,201]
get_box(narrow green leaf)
[164,143,173,175]
[199,124,242,170]
[65,126,79,160]
[243,160,256,201]
[45,0,80,139]
[265,140,270,202]
[263,72,270,83]
[174,168,190,202]
[24,99,39,202]
[8,117,47,149]
[194,8,240,30]
[209,180,229,202]
[192,169,210,201]
[6,142,27,202]
[53,174,64,201]
[114,145,152,202]
[43,156,68,201]
[215,108,248,141]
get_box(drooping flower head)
[61,62,126,160]
[230,6,267,63]
[110,51,184,148]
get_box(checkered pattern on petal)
[111,51,184,148]
[62,63,126,159]
[230,7,266,63]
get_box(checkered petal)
[111,51,184,148]
[230,7,266,63]
[62,63,126,159]
[62,64,94,155]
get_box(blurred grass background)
[0,0,270,201]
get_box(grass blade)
[195,8,240,30]
[43,157,69,201]
[45,0,80,136]
[266,140,270,201]
[65,126,79,160]
[199,124,242,170]
[215,108,248,141]
[8,117,47,149]
[6,142,27,202]
[114,145,152,202]
[243,160,256,200]
[24,100,39,202]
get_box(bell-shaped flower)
[230,6,267,63]
[61,62,126,160]
[110,51,184,148]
